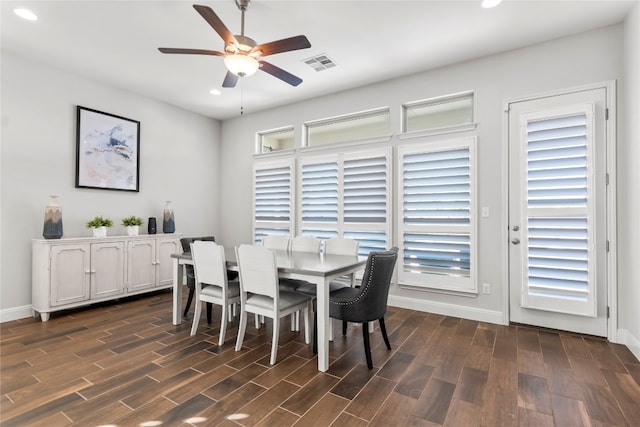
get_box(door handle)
[511,238,520,245]
[512,225,519,231]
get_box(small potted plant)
[86,216,113,238]
[121,216,143,236]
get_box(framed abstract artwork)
[75,106,140,192]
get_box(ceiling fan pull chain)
[240,79,244,116]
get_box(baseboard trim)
[617,328,640,361]
[0,305,33,323]
[388,295,505,325]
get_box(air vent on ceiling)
[303,54,337,72]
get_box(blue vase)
[43,196,63,239]
[162,201,175,233]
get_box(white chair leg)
[291,313,296,331]
[219,303,228,346]
[303,306,310,344]
[270,316,280,365]
[255,313,260,329]
[369,320,375,333]
[190,299,201,336]
[329,318,334,341]
[228,304,233,322]
[236,308,247,351]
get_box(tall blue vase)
[43,195,63,239]
[162,201,175,233]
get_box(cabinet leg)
[40,312,50,322]
[32,309,38,318]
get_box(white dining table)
[170,247,366,372]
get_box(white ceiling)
[1,1,636,120]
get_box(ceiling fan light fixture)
[481,0,502,8]
[224,54,259,77]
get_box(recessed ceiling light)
[14,8,38,21]
[481,0,502,8]
[210,89,221,96]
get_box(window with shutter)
[398,138,477,292]
[253,159,294,243]
[298,148,391,256]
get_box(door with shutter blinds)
[508,88,608,336]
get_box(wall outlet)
[482,283,491,294]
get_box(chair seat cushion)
[278,278,307,291]
[201,280,240,299]
[296,281,349,296]
[246,290,311,312]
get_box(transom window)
[257,127,295,153]
[403,92,474,133]
[305,108,390,147]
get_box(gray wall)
[619,4,640,355]
[218,23,639,355]
[0,53,222,318]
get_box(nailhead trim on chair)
[330,252,396,307]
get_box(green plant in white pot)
[121,216,143,236]
[86,216,113,238]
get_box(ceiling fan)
[158,1,311,88]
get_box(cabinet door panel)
[127,240,155,291]
[92,242,125,298]
[50,245,90,306]
[156,238,180,287]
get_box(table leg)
[316,277,330,372]
[172,259,183,325]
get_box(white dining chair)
[262,235,290,251]
[235,244,312,365]
[325,237,360,287]
[190,240,241,345]
[290,235,321,253]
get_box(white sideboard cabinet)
[32,234,182,321]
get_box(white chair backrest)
[191,240,227,286]
[236,244,279,299]
[325,237,359,256]
[291,235,320,253]
[262,235,290,251]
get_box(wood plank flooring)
[1,290,639,426]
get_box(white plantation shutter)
[253,159,294,243]
[344,155,389,256]
[299,149,391,256]
[398,138,476,292]
[521,106,596,316]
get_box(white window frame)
[397,137,478,294]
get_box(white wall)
[0,53,222,320]
[219,25,628,326]
[619,3,640,359]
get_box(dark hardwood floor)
[1,290,639,426]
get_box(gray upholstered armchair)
[328,247,399,369]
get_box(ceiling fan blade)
[158,48,225,56]
[254,35,311,57]
[193,4,237,47]
[222,71,239,88]
[259,60,303,86]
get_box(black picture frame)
[75,106,140,192]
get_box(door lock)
[512,225,519,231]
[511,238,520,245]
